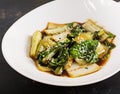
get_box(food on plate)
[29,19,116,77]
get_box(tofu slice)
[47,22,66,29]
[44,26,67,35]
[66,63,100,77]
[96,42,105,58]
[52,31,70,42]
[82,19,101,32]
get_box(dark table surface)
[0,0,120,94]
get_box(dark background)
[0,0,120,94]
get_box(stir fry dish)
[29,19,116,77]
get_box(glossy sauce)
[97,54,110,66]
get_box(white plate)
[2,0,120,86]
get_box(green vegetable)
[93,31,100,40]
[93,30,116,42]
[82,19,101,32]
[69,40,99,63]
[49,47,69,75]
[67,22,85,38]
[37,39,69,65]
[106,31,116,38]
[93,31,108,41]
[103,41,116,50]
[49,47,69,67]
[54,66,63,75]
[31,20,116,77]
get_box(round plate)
[2,0,120,86]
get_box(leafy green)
[35,21,116,76]
[54,66,63,75]
[69,40,99,63]
[103,41,116,50]
[93,31,100,40]
[48,47,69,75]
[38,39,69,63]
[67,22,85,38]
[38,50,50,63]
[49,47,69,67]
[106,31,116,38]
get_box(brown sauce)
[97,58,109,66]
[97,52,111,66]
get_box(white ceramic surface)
[2,0,120,86]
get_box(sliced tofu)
[98,29,108,42]
[44,25,67,35]
[52,31,70,42]
[98,44,109,58]
[42,38,56,48]
[82,19,101,32]
[47,22,66,29]
[96,42,105,58]
[30,31,42,58]
[66,63,100,77]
